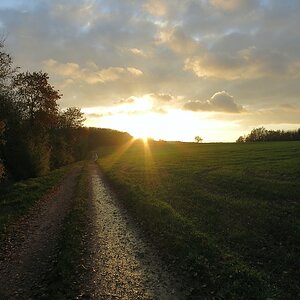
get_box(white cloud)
[43,59,143,84]
[151,93,174,102]
[128,48,148,57]
[127,67,143,76]
[184,91,243,113]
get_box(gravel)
[80,163,184,300]
[0,163,186,299]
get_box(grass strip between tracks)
[47,162,89,299]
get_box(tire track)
[82,163,184,300]
[0,166,81,299]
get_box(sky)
[0,0,299,142]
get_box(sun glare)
[132,96,152,111]
[132,129,151,142]
[84,105,239,142]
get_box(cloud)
[1,0,300,135]
[248,107,300,125]
[128,48,148,57]
[152,93,174,102]
[279,103,299,111]
[157,26,198,54]
[144,0,167,16]
[184,46,295,80]
[118,97,135,104]
[50,1,99,28]
[210,0,258,12]
[184,91,243,113]
[43,59,142,84]
[44,59,80,77]
[127,67,143,76]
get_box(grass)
[97,140,300,299]
[0,162,81,240]
[47,162,89,299]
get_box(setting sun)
[83,106,241,143]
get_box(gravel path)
[0,163,185,299]
[0,167,81,299]
[82,163,184,300]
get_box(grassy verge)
[47,163,89,299]
[0,162,81,240]
[97,140,300,299]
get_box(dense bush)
[237,127,300,143]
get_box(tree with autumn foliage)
[13,71,61,130]
[11,72,62,176]
[0,41,131,181]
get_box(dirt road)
[0,163,184,299]
[81,163,183,299]
[0,167,81,299]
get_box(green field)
[98,140,300,299]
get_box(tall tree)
[0,120,5,179]
[12,72,62,177]
[0,40,16,92]
[59,107,86,129]
[13,71,61,129]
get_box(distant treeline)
[0,41,131,181]
[236,127,300,143]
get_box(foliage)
[0,40,16,91]
[26,132,51,177]
[98,140,300,299]
[237,127,300,142]
[0,41,131,181]
[0,121,5,179]
[13,71,61,129]
[195,135,203,143]
[84,127,132,148]
[59,107,86,129]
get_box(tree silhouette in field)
[237,127,300,142]
[195,136,203,143]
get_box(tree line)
[0,41,131,181]
[236,127,300,143]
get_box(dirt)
[0,167,81,299]
[0,163,186,299]
[79,163,185,300]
